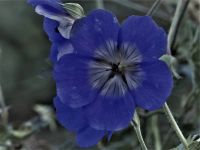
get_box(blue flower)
[28,0,75,39]
[28,0,75,62]
[54,9,173,147]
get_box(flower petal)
[43,18,63,42]
[85,92,135,131]
[50,39,74,63]
[36,5,74,39]
[119,16,167,61]
[71,9,120,57]
[77,126,105,148]
[54,54,97,108]
[28,0,65,13]
[133,60,173,110]
[53,96,87,132]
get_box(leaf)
[10,128,32,139]
[61,3,85,19]
[34,104,56,131]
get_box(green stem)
[165,0,190,147]
[151,115,162,150]
[163,103,188,149]
[131,112,148,150]
[96,0,104,9]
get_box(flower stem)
[96,0,104,9]
[131,112,148,150]
[151,115,162,150]
[163,103,188,149]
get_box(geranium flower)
[54,9,173,147]
[28,0,76,62]
[28,0,75,39]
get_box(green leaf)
[61,3,85,19]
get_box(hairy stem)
[131,112,148,150]
[163,103,188,148]
[164,0,190,147]
[151,115,162,150]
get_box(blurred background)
[0,0,199,149]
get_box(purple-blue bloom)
[53,9,173,147]
[28,0,75,39]
[28,0,75,62]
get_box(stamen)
[89,40,143,97]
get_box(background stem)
[0,83,8,126]
[167,0,190,54]
[147,0,162,16]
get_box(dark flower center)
[111,63,120,74]
[55,27,59,33]
[89,41,143,97]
